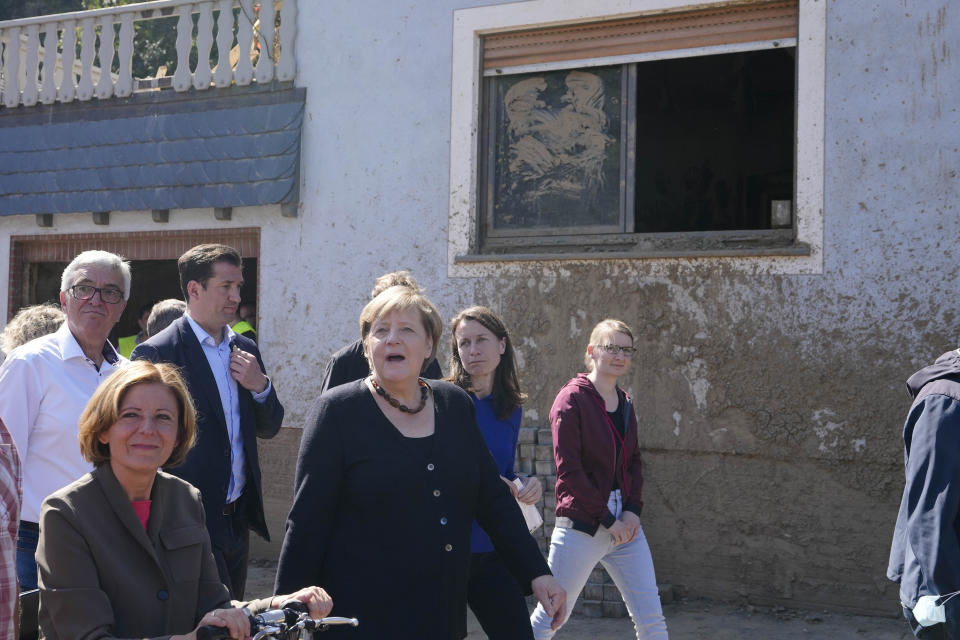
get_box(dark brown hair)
[177,244,242,301]
[448,306,526,420]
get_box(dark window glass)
[634,48,795,233]
[489,66,622,231]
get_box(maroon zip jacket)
[550,373,644,535]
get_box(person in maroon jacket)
[530,319,668,639]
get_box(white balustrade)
[2,26,21,108]
[235,0,255,86]
[276,0,295,82]
[214,0,234,88]
[254,0,275,84]
[58,20,76,103]
[116,13,134,97]
[40,22,58,104]
[0,0,296,109]
[21,24,39,106]
[96,15,115,99]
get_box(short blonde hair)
[584,319,634,371]
[78,360,196,468]
[0,303,65,354]
[359,285,443,370]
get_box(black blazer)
[275,380,548,639]
[131,315,283,541]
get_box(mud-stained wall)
[242,0,960,617]
[1,0,950,619]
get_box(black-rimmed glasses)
[596,344,636,356]
[68,284,124,304]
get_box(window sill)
[460,230,810,262]
[456,242,811,263]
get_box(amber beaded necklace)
[371,378,430,414]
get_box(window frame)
[448,0,825,274]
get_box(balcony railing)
[0,0,296,109]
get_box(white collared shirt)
[0,322,124,522]
[185,314,271,505]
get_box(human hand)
[607,519,634,546]
[271,585,334,619]
[230,346,268,393]
[501,475,519,498]
[620,511,640,543]
[532,575,567,631]
[516,476,542,505]
[181,606,250,640]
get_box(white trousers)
[530,491,668,639]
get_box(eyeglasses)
[596,344,636,356]
[68,284,124,305]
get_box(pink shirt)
[131,500,151,530]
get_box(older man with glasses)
[0,250,129,590]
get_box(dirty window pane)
[489,66,622,231]
[634,48,795,233]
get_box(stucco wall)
[0,0,956,617]
[271,0,957,615]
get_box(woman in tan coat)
[36,361,332,640]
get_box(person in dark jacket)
[889,349,960,638]
[276,286,565,639]
[449,306,543,640]
[530,319,667,639]
[132,244,283,599]
[319,271,442,394]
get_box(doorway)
[8,228,261,345]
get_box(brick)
[515,459,533,475]
[573,600,603,618]
[537,429,553,446]
[544,495,556,510]
[535,461,554,475]
[582,583,603,601]
[543,510,555,525]
[602,585,623,602]
[535,445,553,460]
[589,568,606,584]
[602,601,628,618]
[519,444,535,459]
[517,427,537,444]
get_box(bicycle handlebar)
[195,604,358,640]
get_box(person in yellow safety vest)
[117,303,154,359]
[232,301,257,342]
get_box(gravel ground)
[247,560,913,639]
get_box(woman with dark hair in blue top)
[450,306,543,640]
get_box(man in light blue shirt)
[132,244,283,598]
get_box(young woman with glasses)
[530,319,668,639]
